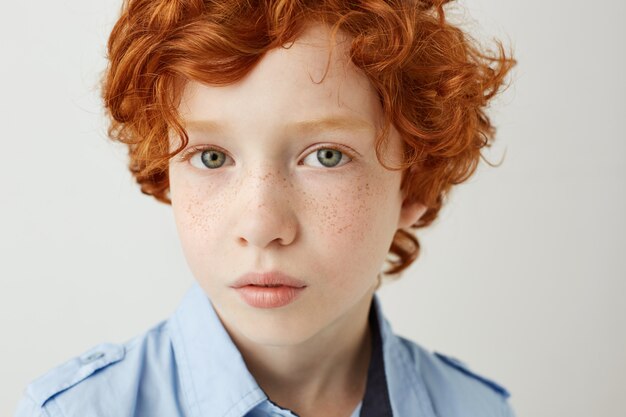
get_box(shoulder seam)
[434,352,511,399]
[45,397,66,417]
[28,343,125,408]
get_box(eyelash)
[299,144,354,167]
[179,145,228,163]
[178,143,355,168]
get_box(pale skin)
[168,22,427,417]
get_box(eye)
[189,148,231,169]
[302,148,351,168]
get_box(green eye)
[200,150,226,169]
[302,147,350,168]
[316,149,343,167]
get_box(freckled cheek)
[171,177,231,255]
[299,177,397,289]
[300,174,396,245]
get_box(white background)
[1,1,624,416]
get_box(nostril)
[233,197,299,248]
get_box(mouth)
[231,271,307,308]
[251,284,284,287]
[230,271,308,289]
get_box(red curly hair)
[102,0,515,276]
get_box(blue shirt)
[15,283,515,417]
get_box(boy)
[15,0,515,416]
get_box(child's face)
[168,23,425,346]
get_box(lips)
[230,271,307,289]
[230,271,307,308]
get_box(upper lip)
[230,271,307,288]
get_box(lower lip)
[234,285,306,308]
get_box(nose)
[233,168,299,249]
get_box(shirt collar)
[169,283,435,417]
[373,295,437,417]
[169,284,266,417]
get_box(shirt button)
[82,351,105,363]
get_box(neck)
[230,292,375,416]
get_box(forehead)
[178,22,383,132]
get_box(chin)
[234,310,327,346]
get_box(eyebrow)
[182,116,375,135]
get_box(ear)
[398,200,428,229]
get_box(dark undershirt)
[360,301,394,417]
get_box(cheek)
[299,184,371,242]
[300,172,402,264]
[170,176,230,259]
